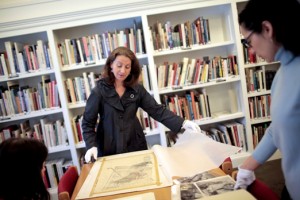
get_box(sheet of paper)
[112,192,156,200]
[76,150,172,199]
[152,130,241,178]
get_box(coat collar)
[98,78,139,111]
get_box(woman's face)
[110,55,132,83]
[240,22,279,63]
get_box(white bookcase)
[0,0,281,187]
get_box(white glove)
[234,166,256,189]
[85,147,98,163]
[182,120,201,132]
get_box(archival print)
[91,151,160,195]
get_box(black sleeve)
[138,85,184,133]
[81,87,101,150]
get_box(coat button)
[130,94,134,98]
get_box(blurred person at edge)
[235,0,300,199]
[0,138,50,200]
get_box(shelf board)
[48,187,58,199]
[68,91,153,109]
[250,117,271,125]
[195,112,244,126]
[230,151,251,168]
[244,61,280,69]
[74,129,160,149]
[0,108,62,123]
[60,54,148,72]
[76,141,86,149]
[144,128,160,136]
[231,150,281,168]
[60,60,106,72]
[159,76,241,95]
[247,90,271,97]
[68,102,86,109]
[0,69,55,83]
[152,41,235,57]
[48,144,70,153]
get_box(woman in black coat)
[82,47,200,162]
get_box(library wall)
[0,0,282,195]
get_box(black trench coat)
[82,78,184,157]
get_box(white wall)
[0,0,214,36]
[0,0,144,23]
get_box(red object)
[248,179,279,200]
[57,166,79,200]
[220,157,279,200]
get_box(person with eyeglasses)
[234,0,300,199]
[241,31,254,49]
[82,47,201,163]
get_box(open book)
[173,170,255,200]
[152,130,242,179]
[76,131,241,199]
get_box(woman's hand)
[234,166,256,189]
[182,120,201,132]
[84,147,98,163]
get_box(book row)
[248,94,271,120]
[136,108,158,132]
[58,21,144,68]
[245,68,276,93]
[71,114,84,144]
[162,89,211,121]
[252,122,270,148]
[241,43,265,64]
[150,16,211,51]
[65,72,102,104]
[71,108,159,145]
[65,66,151,105]
[156,55,238,89]
[0,76,60,117]
[0,40,53,77]
[44,159,73,189]
[166,120,247,152]
[207,121,247,152]
[0,118,68,148]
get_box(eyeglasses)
[241,31,254,48]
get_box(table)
[71,164,226,200]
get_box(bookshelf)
[0,0,282,195]
[0,31,73,193]
[143,2,250,155]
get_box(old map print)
[91,151,160,196]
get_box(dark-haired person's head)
[102,47,141,87]
[0,138,50,200]
[239,0,300,61]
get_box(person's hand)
[167,132,179,144]
[85,147,98,163]
[234,166,256,189]
[182,120,201,132]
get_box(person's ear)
[261,21,274,41]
